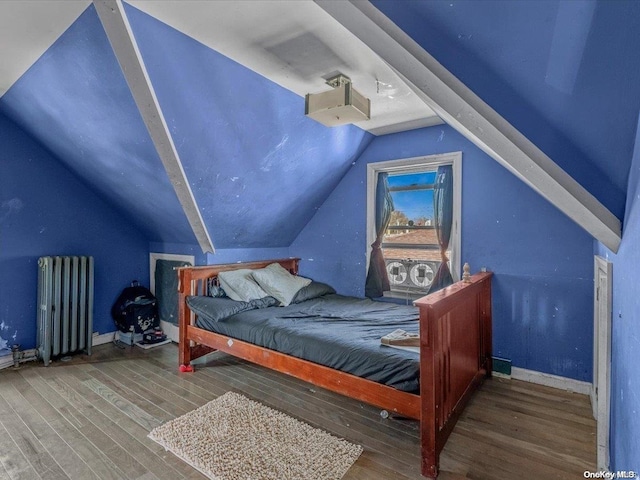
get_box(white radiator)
[37,256,94,366]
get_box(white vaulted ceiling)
[0,1,90,96]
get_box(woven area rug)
[148,391,363,480]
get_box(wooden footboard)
[415,272,493,478]
[177,259,492,479]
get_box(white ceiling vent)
[305,74,370,127]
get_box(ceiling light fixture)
[305,74,370,127]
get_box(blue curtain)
[427,165,454,294]
[365,172,394,298]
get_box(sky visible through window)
[387,171,436,223]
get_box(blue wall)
[0,6,197,246]
[148,242,291,267]
[149,242,207,266]
[0,112,149,354]
[206,248,291,265]
[124,3,373,248]
[291,124,595,382]
[595,112,640,473]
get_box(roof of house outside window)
[383,229,442,262]
[383,229,438,244]
[383,248,442,262]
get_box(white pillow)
[252,263,312,307]
[218,269,269,302]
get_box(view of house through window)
[383,170,446,293]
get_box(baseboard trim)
[0,333,117,370]
[0,348,38,370]
[0,355,11,370]
[92,331,116,346]
[159,320,179,343]
[511,367,591,395]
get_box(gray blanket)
[187,293,421,392]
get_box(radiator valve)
[11,344,21,368]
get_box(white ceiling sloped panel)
[0,1,91,96]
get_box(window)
[366,152,461,297]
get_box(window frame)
[366,152,462,299]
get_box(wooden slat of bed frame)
[186,325,422,419]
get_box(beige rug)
[148,391,363,480]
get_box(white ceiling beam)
[93,0,214,253]
[316,0,621,253]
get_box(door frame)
[592,255,612,472]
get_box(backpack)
[111,281,159,333]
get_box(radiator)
[37,256,94,366]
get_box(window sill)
[382,289,428,304]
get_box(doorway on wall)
[150,253,194,343]
[592,255,612,472]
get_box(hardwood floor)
[0,343,595,479]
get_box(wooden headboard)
[177,258,300,297]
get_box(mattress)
[187,293,421,392]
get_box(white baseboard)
[511,367,591,395]
[92,331,116,346]
[0,332,117,371]
[0,355,11,370]
[0,348,38,370]
[159,320,179,343]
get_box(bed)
[177,258,492,479]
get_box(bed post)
[177,267,192,367]
[481,275,493,376]
[419,295,438,479]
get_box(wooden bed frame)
[177,258,492,479]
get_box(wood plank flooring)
[0,343,595,479]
